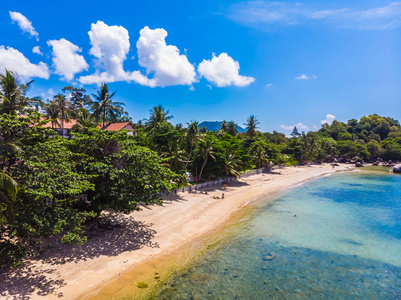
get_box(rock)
[393,164,401,173]
[355,162,364,167]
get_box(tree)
[0,69,39,115]
[249,140,268,168]
[52,94,73,138]
[197,139,216,179]
[219,120,229,133]
[227,121,238,136]
[185,120,202,168]
[244,115,260,139]
[222,149,241,177]
[161,139,187,173]
[89,83,125,128]
[290,126,301,138]
[62,86,90,112]
[146,105,173,133]
[71,108,98,132]
[0,172,18,226]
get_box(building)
[101,122,135,136]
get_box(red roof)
[103,122,133,131]
[41,118,79,130]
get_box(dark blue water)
[154,169,401,299]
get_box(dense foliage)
[0,71,400,266]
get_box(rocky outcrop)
[355,162,364,167]
[393,164,401,173]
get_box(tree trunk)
[61,115,64,138]
[198,158,208,179]
[186,142,193,168]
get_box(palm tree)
[53,94,73,138]
[250,141,268,168]
[71,108,98,132]
[219,120,229,133]
[44,100,60,130]
[222,149,241,177]
[89,83,124,128]
[197,139,216,179]
[227,121,238,136]
[0,69,34,115]
[244,115,260,139]
[146,105,173,133]
[0,172,18,226]
[161,139,187,172]
[185,120,202,168]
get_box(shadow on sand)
[0,214,158,299]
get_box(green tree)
[89,83,124,128]
[244,115,260,139]
[0,172,18,226]
[227,121,238,136]
[0,69,39,115]
[52,94,73,138]
[185,120,202,168]
[146,105,173,133]
[197,139,216,179]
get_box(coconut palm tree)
[222,149,241,177]
[244,115,260,139]
[161,139,187,172]
[53,94,73,138]
[0,69,35,115]
[250,141,268,168]
[219,120,229,133]
[197,139,216,179]
[227,121,238,136]
[146,105,173,133]
[71,108,98,132]
[0,172,18,226]
[89,83,125,128]
[185,120,203,168]
[44,100,60,130]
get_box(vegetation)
[0,70,400,266]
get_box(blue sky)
[1,0,401,133]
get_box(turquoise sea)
[154,168,401,299]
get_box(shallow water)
[153,168,401,299]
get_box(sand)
[0,164,352,300]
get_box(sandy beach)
[0,164,352,300]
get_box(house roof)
[103,122,133,131]
[41,118,79,130]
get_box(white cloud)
[265,83,273,88]
[79,23,197,87]
[78,21,156,86]
[136,26,197,86]
[296,74,316,80]
[280,122,308,131]
[227,2,401,30]
[0,46,49,80]
[47,38,89,81]
[9,11,39,40]
[198,53,255,87]
[189,86,195,91]
[48,88,54,96]
[321,114,335,125]
[32,46,43,56]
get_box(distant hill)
[198,121,246,133]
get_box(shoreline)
[0,164,352,300]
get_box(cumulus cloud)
[321,114,336,125]
[280,122,309,131]
[198,53,255,87]
[136,26,197,86]
[9,11,39,40]
[78,21,154,86]
[47,38,89,81]
[295,74,316,80]
[32,46,43,55]
[0,46,49,80]
[227,2,401,30]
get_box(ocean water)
[153,168,401,299]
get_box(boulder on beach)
[393,164,401,173]
[355,162,364,167]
